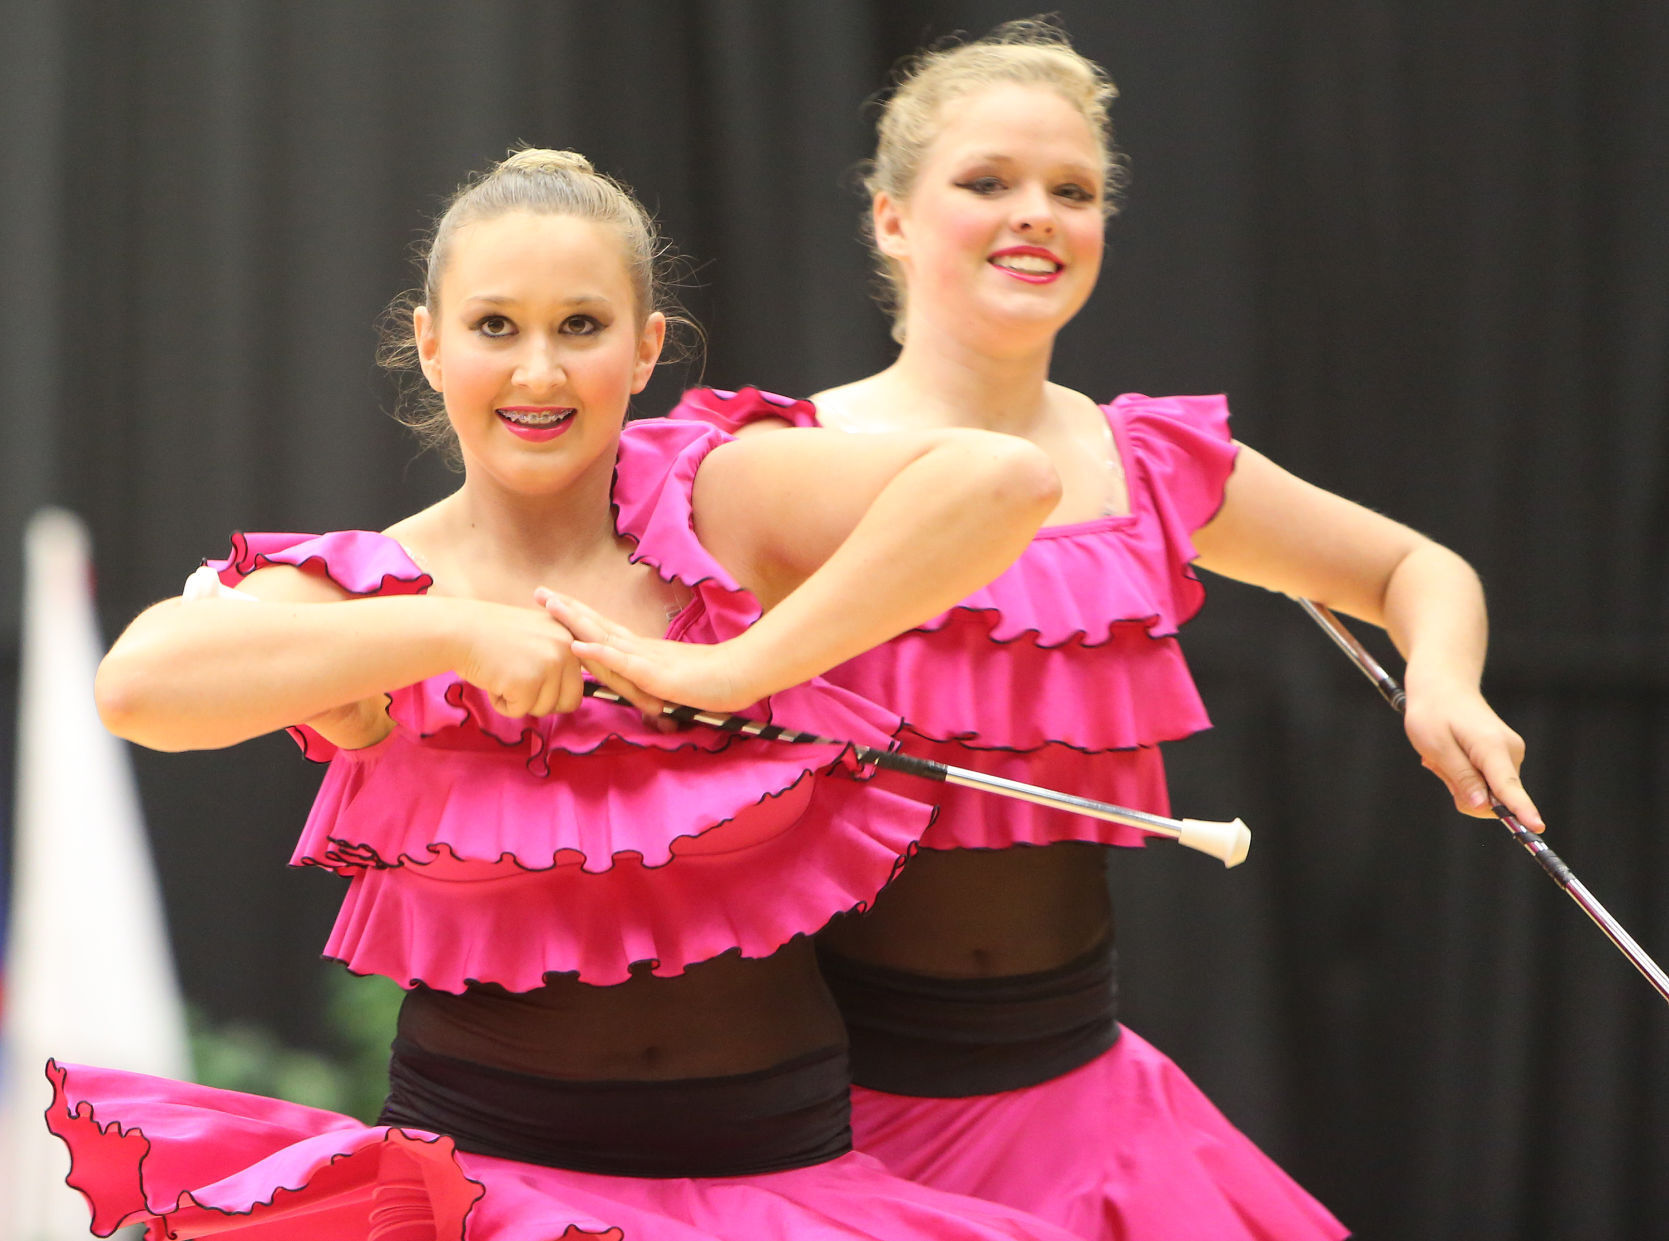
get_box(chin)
[971,297,1077,341]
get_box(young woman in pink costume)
[670,21,1542,1241]
[47,148,1095,1241]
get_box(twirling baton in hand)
[183,570,1250,867]
[581,683,1251,868]
[1297,598,1669,1006]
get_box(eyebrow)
[465,293,613,308]
[963,153,1101,178]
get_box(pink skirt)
[46,1060,1087,1241]
[848,1027,1349,1241]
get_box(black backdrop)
[3,3,1667,1238]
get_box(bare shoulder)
[808,375,898,433]
[381,498,454,585]
[729,415,797,437]
[383,498,447,546]
[1047,382,1109,429]
[236,563,351,604]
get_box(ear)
[631,311,667,394]
[414,305,442,392]
[872,191,910,262]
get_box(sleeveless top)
[202,419,935,989]
[668,387,1238,848]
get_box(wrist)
[408,594,476,675]
[716,624,798,704]
[1401,658,1482,705]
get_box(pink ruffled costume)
[671,389,1349,1241]
[47,420,1087,1241]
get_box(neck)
[883,312,1058,433]
[449,454,624,578]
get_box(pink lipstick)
[497,407,575,442]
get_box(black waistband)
[379,1038,852,1178]
[817,937,1120,1097]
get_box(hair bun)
[497,147,594,177]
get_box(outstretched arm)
[1191,445,1540,829]
[546,427,1059,711]
[96,566,593,753]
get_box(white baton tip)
[182,565,257,602]
[1177,817,1252,868]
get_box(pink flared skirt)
[848,1027,1349,1241]
[46,1060,1087,1241]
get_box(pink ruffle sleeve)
[667,385,822,432]
[204,420,935,988]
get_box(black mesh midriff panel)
[379,1037,852,1178]
[818,935,1120,1097]
[379,938,854,1177]
[393,936,845,1082]
[817,840,1114,977]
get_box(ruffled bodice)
[669,388,1238,850]
[207,420,933,988]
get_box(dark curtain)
[3,3,1665,1237]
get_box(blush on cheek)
[921,221,1002,301]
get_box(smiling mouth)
[989,254,1062,276]
[497,408,575,427]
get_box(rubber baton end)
[182,565,257,603]
[1177,817,1252,868]
[181,565,224,600]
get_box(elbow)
[982,435,1062,526]
[94,653,183,750]
[94,654,148,743]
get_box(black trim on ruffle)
[668,386,1230,646]
[44,1059,500,1241]
[609,418,758,607]
[893,721,1200,758]
[311,808,931,994]
[300,761,849,875]
[216,530,435,598]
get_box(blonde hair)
[380,146,697,464]
[865,18,1126,340]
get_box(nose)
[1010,183,1058,238]
[515,334,566,394]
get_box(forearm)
[95,595,465,751]
[1376,540,1538,821]
[1379,541,1489,694]
[1192,445,1533,822]
[730,437,1057,696]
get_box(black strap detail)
[379,1039,852,1178]
[870,749,949,782]
[818,938,1120,1096]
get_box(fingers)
[537,590,622,646]
[1424,733,1493,817]
[546,656,585,717]
[467,600,582,718]
[497,663,567,719]
[1451,719,1541,831]
[1411,715,1543,832]
[539,589,675,717]
[576,638,666,713]
[572,643,679,731]
[571,639,667,709]
[1472,743,1543,831]
[528,590,707,725]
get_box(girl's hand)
[451,598,589,718]
[1401,681,1542,830]
[535,589,759,715]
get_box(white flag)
[1,508,191,1240]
